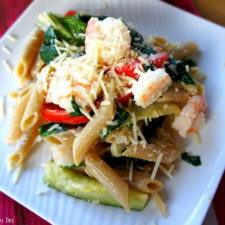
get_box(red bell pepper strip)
[64,10,76,17]
[42,103,89,125]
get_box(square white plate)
[0,0,225,225]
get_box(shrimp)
[172,95,207,137]
[85,17,131,65]
[39,56,101,112]
[132,68,172,108]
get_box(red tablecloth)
[0,1,224,225]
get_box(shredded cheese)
[151,153,163,180]
[2,46,11,54]
[131,112,138,144]
[84,94,99,115]
[80,108,94,121]
[3,59,13,72]
[7,34,17,42]
[100,80,109,100]
[159,165,173,180]
[129,160,134,181]
[0,97,5,120]
[36,183,50,195]
[13,164,24,184]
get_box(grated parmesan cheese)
[84,93,99,115]
[7,34,17,42]
[131,112,138,144]
[129,160,134,182]
[3,59,13,72]
[0,97,5,120]
[80,108,94,121]
[100,80,109,100]
[159,165,173,180]
[2,46,11,54]
[151,153,163,180]
[47,123,61,132]
[13,164,24,184]
[36,183,50,195]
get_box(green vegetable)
[99,106,130,138]
[43,161,148,210]
[69,95,82,117]
[63,162,86,169]
[144,63,156,72]
[75,13,107,23]
[181,152,201,166]
[39,123,68,137]
[48,13,75,43]
[127,25,156,56]
[40,26,58,64]
[165,58,196,84]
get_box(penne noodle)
[7,121,41,171]
[31,57,45,79]
[116,169,164,193]
[152,192,167,216]
[44,130,75,147]
[16,29,44,86]
[85,150,130,212]
[6,86,33,143]
[169,41,198,60]
[122,143,181,164]
[45,130,76,167]
[73,94,115,166]
[21,84,44,131]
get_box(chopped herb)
[144,63,156,72]
[63,162,86,169]
[39,123,68,137]
[99,106,130,138]
[40,26,58,64]
[181,152,201,166]
[75,13,107,23]
[165,58,196,85]
[69,95,82,117]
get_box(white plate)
[0,0,225,224]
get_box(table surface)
[0,0,224,225]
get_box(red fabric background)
[0,0,224,225]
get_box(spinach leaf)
[99,106,130,138]
[62,162,86,169]
[69,95,82,117]
[39,123,68,137]
[75,13,107,23]
[40,26,58,64]
[165,58,195,85]
[128,26,156,56]
[48,13,75,43]
[57,15,87,46]
[144,63,156,72]
[181,152,201,166]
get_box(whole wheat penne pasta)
[152,192,167,216]
[7,121,41,171]
[44,130,75,147]
[21,84,44,131]
[31,57,45,79]
[6,85,33,143]
[45,130,76,166]
[16,29,44,86]
[85,150,130,212]
[116,169,164,193]
[122,144,181,164]
[73,95,115,166]
[169,41,198,60]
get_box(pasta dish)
[6,10,207,214]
